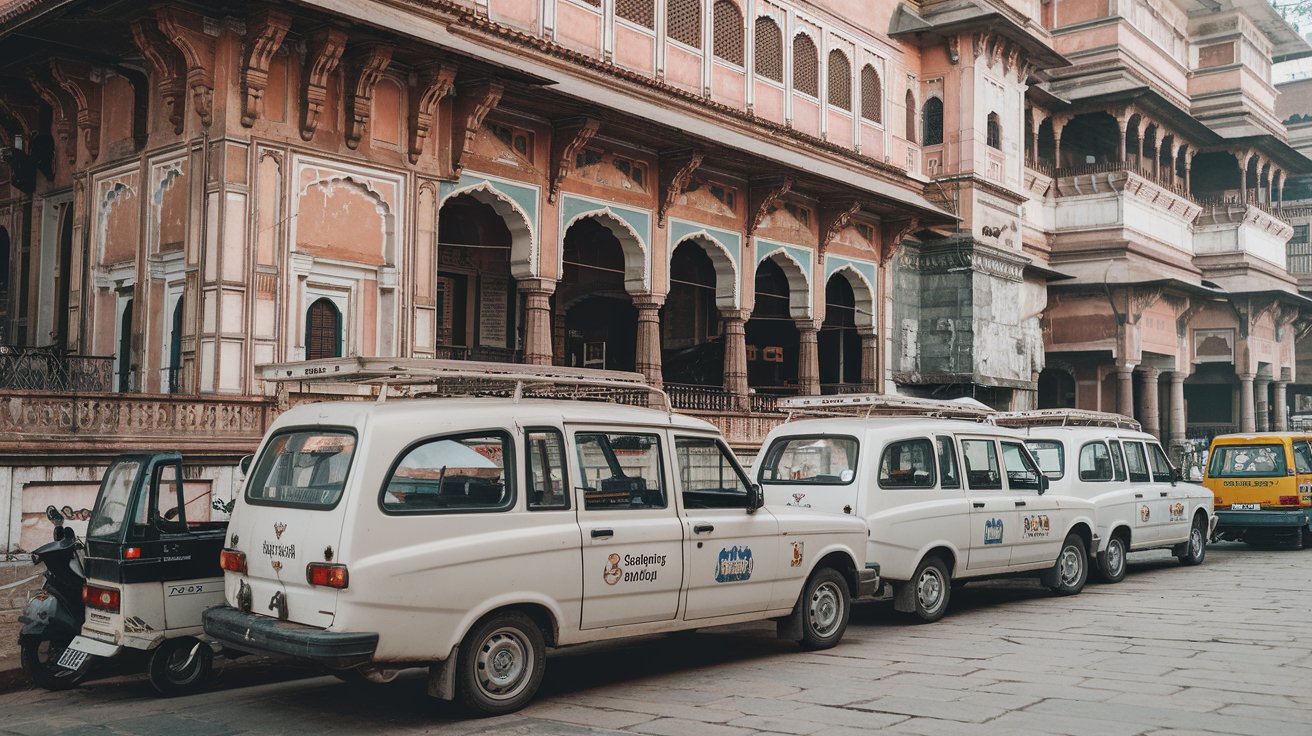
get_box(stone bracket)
[819,200,861,262]
[408,63,457,165]
[130,18,187,135]
[451,79,503,176]
[657,150,703,226]
[156,7,216,128]
[880,217,920,263]
[345,44,394,149]
[548,116,600,204]
[240,9,293,127]
[747,176,793,236]
[301,27,348,141]
[25,66,75,165]
[48,59,102,161]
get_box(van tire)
[906,555,951,624]
[1047,534,1088,596]
[1177,515,1207,566]
[798,568,851,650]
[1097,534,1128,584]
[147,636,214,697]
[456,610,546,716]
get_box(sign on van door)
[572,430,684,629]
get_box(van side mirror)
[1171,467,1182,485]
[239,454,254,475]
[747,483,764,514]
[1038,475,1049,495]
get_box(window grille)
[617,0,654,29]
[905,90,916,143]
[754,17,783,81]
[922,96,943,146]
[712,0,744,65]
[667,0,701,48]
[306,298,342,360]
[860,64,881,123]
[986,112,1001,149]
[827,49,851,110]
[792,33,818,97]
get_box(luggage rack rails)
[260,357,669,410]
[992,409,1141,431]
[776,394,995,422]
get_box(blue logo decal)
[715,545,754,583]
[984,518,1004,545]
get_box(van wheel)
[1178,516,1207,565]
[456,611,546,716]
[798,568,850,650]
[1048,534,1088,596]
[908,556,951,623]
[147,636,213,696]
[1097,535,1128,584]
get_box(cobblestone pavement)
[1,543,1310,736]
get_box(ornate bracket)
[156,7,215,128]
[548,116,600,204]
[747,176,793,236]
[240,9,293,127]
[26,66,75,165]
[301,27,348,141]
[879,217,921,263]
[450,79,503,176]
[408,63,457,165]
[130,18,187,135]
[1127,285,1164,323]
[818,200,862,262]
[656,150,702,226]
[345,44,394,149]
[48,59,102,161]
[0,94,39,142]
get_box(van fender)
[884,538,961,584]
[777,541,861,641]
[443,591,569,655]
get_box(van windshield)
[759,436,859,485]
[246,430,357,508]
[87,459,143,540]
[1207,444,1286,478]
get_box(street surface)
[1,543,1310,736]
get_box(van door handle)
[693,524,714,534]
[972,502,985,508]
[1160,492,1168,497]
[590,529,613,539]
[1135,493,1144,499]
[1014,501,1027,507]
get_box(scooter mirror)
[46,505,64,524]
[62,526,76,542]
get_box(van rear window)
[758,436,859,485]
[1207,444,1286,478]
[246,430,356,508]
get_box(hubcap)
[1059,545,1083,587]
[1108,540,1124,576]
[809,581,843,637]
[917,567,944,613]
[1190,527,1204,557]
[167,642,201,678]
[475,628,532,700]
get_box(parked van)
[997,410,1215,583]
[1204,432,1312,549]
[750,396,1098,623]
[203,360,875,715]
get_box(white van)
[203,388,875,715]
[997,411,1216,583]
[750,401,1097,623]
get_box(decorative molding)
[747,176,793,236]
[344,44,394,148]
[240,9,293,127]
[450,79,503,176]
[300,27,348,141]
[818,200,861,261]
[48,59,102,161]
[880,217,920,263]
[26,66,75,164]
[156,7,215,128]
[657,150,703,226]
[547,116,600,204]
[408,63,457,165]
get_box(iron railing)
[0,345,114,392]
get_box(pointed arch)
[754,16,783,82]
[905,89,917,143]
[826,265,875,329]
[440,180,536,279]
[922,96,944,146]
[713,0,744,65]
[671,232,739,309]
[760,248,811,319]
[792,33,819,97]
[860,64,882,123]
[564,208,648,294]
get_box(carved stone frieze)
[240,9,293,127]
[344,44,394,148]
[901,238,1027,282]
[0,394,272,443]
[657,150,703,226]
[408,63,457,165]
[548,116,600,204]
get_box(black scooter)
[18,506,90,690]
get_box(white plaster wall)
[1194,223,1287,268]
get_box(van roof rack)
[993,409,1141,431]
[260,358,668,410]
[777,394,994,421]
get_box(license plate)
[56,647,88,671]
[1230,503,1261,511]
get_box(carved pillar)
[1138,367,1161,441]
[798,320,820,395]
[518,278,555,366]
[1116,365,1135,419]
[722,309,749,408]
[1239,152,1251,204]
[634,295,664,388]
[1274,380,1289,431]
[1169,371,1187,453]
[860,328,879,388]
[1255,377,1271,432]
[1239,373,1256,433]
[1184,154,1192,194]
[1117,119,1127,163]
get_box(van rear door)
[755,434,862,516]
[1206,441,1292,510]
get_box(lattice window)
[754,17,783,82]
[667,0,702,48]
[577,0,600,5]
[986,112,1001,149]
[792,33,818,97]
[828,49,851,110]
[617,0,654,29]
[860,64,882,123]
[306,298,342,360]
[922,97,944,146]
[713,0,744,65]
[905,90,916,143]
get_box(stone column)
[1239,373,1256,433]
[1169,371,1187,451]
[1138,367,1161,441]
[797,320,820,395]
[859,328,879,389]
[634,294,664,388]
[721,309,749,407]
[1116,365,1135,419]
[517,278,556,366]
[1255,377,1271,432]
[1274,380,1289,431]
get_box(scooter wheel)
[19,634,87,691]
[147,636,214,697]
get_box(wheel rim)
[165,642,202,680]
[1107,539,1125,577]
[474,627,533,701]
[1059,544,1083,587]
[1190,526,1204,558]
[809,581,844,637]
[916,567,945,613]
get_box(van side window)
[1025,440,1065,480]
[675,437,750,508]
[1294,442,1312,474]
[937,436,961,489]
[758,436,859,484]
[1079,442,1113,482]
[878,439,936,489]
[1148,443,1175,482]
[154,462,188,532]
[1122,441,1151,483]
[1108,440,1128,481]
[1001,442,1042,491]
[526,429,569,510]
[381,432,512,514]
[576,432,667,510]
[961,439,1002,490]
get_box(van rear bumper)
[1215,508,1312,529]
[203,606,378,668]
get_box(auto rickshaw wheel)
[147,636,214,696]
[19,634,87,691]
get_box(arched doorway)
[746,257,802,394]
[557,217,638,371]
[305,297,342,360]
[436,193,519,361]
[819,273,861,392]
[1037,367,1075,408]
[662,240,723,386]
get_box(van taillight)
[125,547,141,559]
[306,563,349,589]
[219,548,247,574]
[83,584,120,613]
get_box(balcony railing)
[666,383,738,412]
[0,345,114,392]
[1051,160,1192,199]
